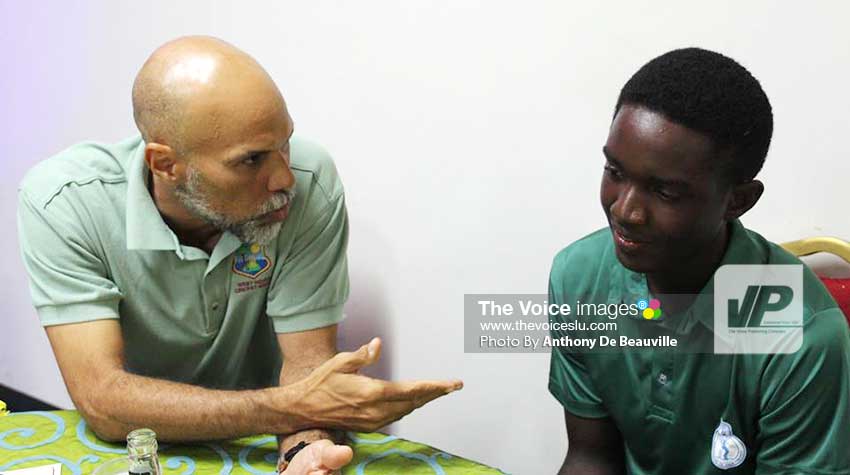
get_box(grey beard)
[174,168,294,245]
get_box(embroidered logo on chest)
[711,419,747,470]
[232,243,272,279]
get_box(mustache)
[252,188,296,219]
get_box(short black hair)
[615,47,773,183]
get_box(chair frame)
[781,237,850,264]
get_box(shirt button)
[658,373,668,385]
[211,302,220,311]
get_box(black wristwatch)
[277,440,309,473]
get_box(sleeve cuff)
[37,300,121,327]
[548,379,609,419]
[271,304,346,333]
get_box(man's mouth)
[261,203,290,223]
[612,226,650,252]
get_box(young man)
[548,48,850,474]
[18,36,461,475]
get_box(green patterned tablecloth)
[0,411,504,475]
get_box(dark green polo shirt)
[548,220,850,474]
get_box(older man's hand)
[285,338,463,433]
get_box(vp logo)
[714,265,803,354]
[728,285,794,328]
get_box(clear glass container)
[126,428,162,475]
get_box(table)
[0,411,505,475]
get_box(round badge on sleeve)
[711,419,747,470]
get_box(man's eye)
[655,188,680,201]
[604,165,622,180]
[243,154,263,166]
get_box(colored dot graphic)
[640,298,662,320]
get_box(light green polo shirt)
[18,136,349,389]
[548,220,850,474]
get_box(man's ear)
[144,142,183,182]
[725,180,764,221]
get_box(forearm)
[276,357,340,454]
[81,368,303,442]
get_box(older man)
[18,36,461,474]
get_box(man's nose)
[268,150,295,193]
[611,185,647,225]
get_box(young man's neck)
[645,222,731,310]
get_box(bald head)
[132,36,284,154]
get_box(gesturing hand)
[289,337,463,432]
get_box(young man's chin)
[613,247,657,274]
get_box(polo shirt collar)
[126,140,180,251]
[618,219,766,335]
[690,219,769,332]
[124,139,243,264]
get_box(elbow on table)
[88,420,127,443]
[75,411,127,442]
[73,381,129,442]
[76,400,127,442]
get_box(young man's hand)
[281,439,352,475]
